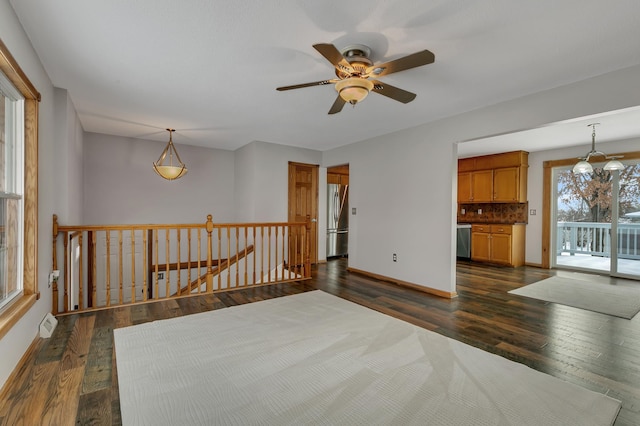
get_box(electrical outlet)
[461,208,466,214]
[393,253,397,262]
[530,209,537,215]
[478,208,482,214]
[48,270,60,288]
[352,207,357,215]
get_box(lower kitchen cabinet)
[471,224,525,267]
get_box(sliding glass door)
[553,159,640,278]
[616,162,640,276]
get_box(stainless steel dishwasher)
[456,224,471,259]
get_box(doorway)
[288,162,319,264]
[327,165,349,259]
[552,158,640,278]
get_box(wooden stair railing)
[172,245,255,296]
[52,215,311,315]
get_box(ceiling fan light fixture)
[153,128,188,180]
[335,77,374,105]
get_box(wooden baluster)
[217,225,221,290]
[78,234,83,310]
[130,229,136,304]
[227,226,232,289]
[235,227,239,287]
[197,229,202,293]
[260,226,265,284]
[187,228,192,294]
[91,231,97,308]
[52,214,59,315]
[176,229,181,295]
[165,229,170,299]
[63,231,69,313]
[142,229,148,301]
[274,226,279,282]
[293,225,299,277]
[305,218,311,278]
[281,226,285,281]
[252,227,256,285]
[244,227,248,286]
[154,229,159,299]
[106,231,111,307]
[268,226,272,282]
[206,215,214,293]
[118,230,123,305]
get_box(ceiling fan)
[276,43,435,114]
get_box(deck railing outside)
[557,221,640,260]
[52,214,311,314]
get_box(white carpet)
[509,275,640,319]
[114,291,621,425]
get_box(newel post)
[206,214,214,292]
[52,214,59,315]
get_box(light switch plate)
[352,207,357,215]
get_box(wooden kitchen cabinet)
[471,224,525,266]
[493,166,527,202]
[457,151,528,203]
[470,225,491,262]
[457,170,493,202]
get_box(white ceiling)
[9,0,640,153]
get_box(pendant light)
[572,123,624,174]
[153,128,188,180]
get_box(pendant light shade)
[603,159,625,171]
[153,129,188,180]
[573,123,624,174]
[572,160,593,174]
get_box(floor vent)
[39,313,58,338]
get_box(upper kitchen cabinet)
[457,151,528,203]
[458,170,493,202]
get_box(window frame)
[0,38,40,339]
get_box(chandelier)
[153,129,188,180]
[572,123,624,174]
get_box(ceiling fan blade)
[371,81,417,104]
[366,49,435,78]
[328,95,347,115]
[276,80,334,91]
[313,43,354,74]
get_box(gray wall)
[82,132,236,224]
[54,88,84,223]
[0,0,58,388]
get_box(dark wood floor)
[2,259,640,425]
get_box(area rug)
[509,274,640,319]
[114,291,620,425]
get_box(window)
[0,72,25,311]
[0,39,40,338]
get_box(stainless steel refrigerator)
[327,183,349,258]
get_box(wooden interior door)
[288,162,318,264]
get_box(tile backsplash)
[458,202,528,224]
